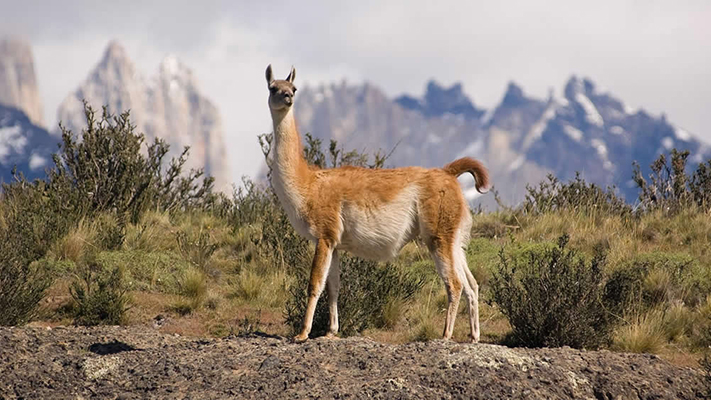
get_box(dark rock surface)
[0,326,705,399]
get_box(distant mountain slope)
[57,41,232,191]
[0,37,44,127]
[489,76,710,200]
[295,77,710,205]
[0,104,58,183]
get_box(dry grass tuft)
[51,220,98,263]
[613,311,666,354]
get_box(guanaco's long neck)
[270,107,312,205]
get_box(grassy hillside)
[1,105,710,372]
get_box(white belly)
[337,188,419,261]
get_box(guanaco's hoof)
[324,333,340,340]
[293,334,309,343]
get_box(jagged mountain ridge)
[0,103,58,183]
[295,77,709,205]
[488,76,710,200]
[57,41,232,191]
[0,38,44,127]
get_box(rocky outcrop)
[0,326,705,399]
[57,41,231,191]
[0,37,44,127]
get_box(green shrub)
[521,173,630,217]
[70,253,131,326]
[54,103,217,222]
[633,148,711,213]
[233,269,265,301]
[0,257,53,326]
[604,252,708,316]
[489,234,611,349]
[0,182,66,326]
[284,254,424,337]
[237,311,264,336]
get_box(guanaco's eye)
[269,87,277,93]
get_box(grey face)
[266,64,297,111]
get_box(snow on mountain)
[0,103,58,183]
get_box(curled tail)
[443,157,490,193]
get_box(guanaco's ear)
[266,64,274,86]
[286,66,296,83]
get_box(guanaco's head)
[266,64,297,113]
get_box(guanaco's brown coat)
[265,65,490,342]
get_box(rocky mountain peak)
[501,82,528,107]
[0,37,44,126]
[57,41,231,191]
[102,40,129,64]
[395,80,484,120]
[158,55,191,81]
[563,75,584,100]
[92,40,142,87]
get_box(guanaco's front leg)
[294,239,334,342]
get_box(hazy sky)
[1,0,710,182]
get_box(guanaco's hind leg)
[295,239,334,342]
[456,247,480,343]
[431,249,463,340]
[325,250,340,338]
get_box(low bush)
[0,182,66,326]
[284,254,424,337]
[70,253,131,326]
[489,234,611,349]
[603,252,708,316]
[521,173,631,217]
[633,149,711,213]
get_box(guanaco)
[265,65,490,342]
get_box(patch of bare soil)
[0,326,705,399]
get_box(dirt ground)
[0,325,706,399]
